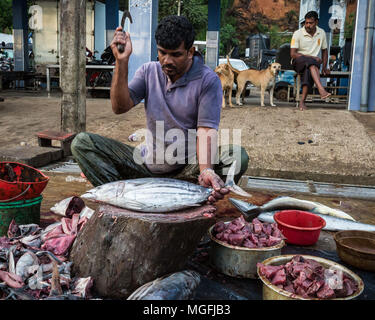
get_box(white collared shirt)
[291,26,328,57]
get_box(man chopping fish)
[71,15,249,205]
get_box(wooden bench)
[293,71,351,106]
[36,130,76,157]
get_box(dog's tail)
[226,56,241,75]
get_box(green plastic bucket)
[0,195,42,236]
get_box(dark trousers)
[71,132,249,187]
[292,56,321,90]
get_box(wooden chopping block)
[69,203,216,298]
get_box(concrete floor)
[1,90,374,300]
[1,90,375,186]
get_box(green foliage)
[344,13,355,39]
[158,0,208,40]
[0,0,12,34]
[256,22,269,34]
[219,23,238,55]
[268,25,292,49]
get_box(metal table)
[46,64,115,92]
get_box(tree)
[219,23,238,55]
[158,0,208,40]
[0,0,12,34]
[344,13,355,39]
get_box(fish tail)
[224,160,252,197]
[229,198,261,216]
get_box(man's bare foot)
[299,102,307,111]
[319,90,332,100]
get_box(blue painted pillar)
[320,0,333,75]
[348,0,375,111]
[128,0,159,82]
[105,0,119,47]
[12,0,29,72]
[95,1,106,57]
[206,0,221,69]
[319,0,333,33]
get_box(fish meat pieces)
[258,255,358,299]
[82,161,251,212]
[212,216,284,248]
[0,270,24,288]
[230,196,355,221]
[229,198,375,232]
[72,277,94,298]
[127,270,201,300]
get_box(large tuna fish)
[81,161,250,213]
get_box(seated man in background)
[290,10,331,111]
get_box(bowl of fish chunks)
[257,254,364,300]
[208,216,285,279]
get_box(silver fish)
[230,196,356,221]
[229,198,375,232]
[16,251,39,280]
[82,161,251,212]
[127,270,201,300]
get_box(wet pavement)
[37,169,375,300]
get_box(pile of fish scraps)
[0,196,94,300]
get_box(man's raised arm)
[110,27,135,114]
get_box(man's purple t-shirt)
[128,52,223,174]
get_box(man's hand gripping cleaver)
[117,10,133,53]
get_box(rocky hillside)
[229,0,300,36]
[227,0,357,46]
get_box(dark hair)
[305,11,319,21]
[155,15,196,50]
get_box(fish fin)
[49,260,63,296]
[224,160,252,197]
[81,192,95,200]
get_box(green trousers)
[71,132,249,187]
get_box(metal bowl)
[334,230,375,272]
[208,223,285,279]
[257,254,364,300]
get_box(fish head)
[81,190,95,200]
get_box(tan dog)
[215,63,234,108]
[227,57,281,107]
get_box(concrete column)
[105,0,119,47]
[12,0,29,72]
[128,0,159,82]
[206,0,221,70]
[348,0,375,111]
[299,0,320,26]
[319,0,333,87]
[60,0,86,133]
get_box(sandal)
[321,93,332,100]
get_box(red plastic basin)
[0,162,49,202]
[274,210,326,246]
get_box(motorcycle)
[86,46,115,90]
